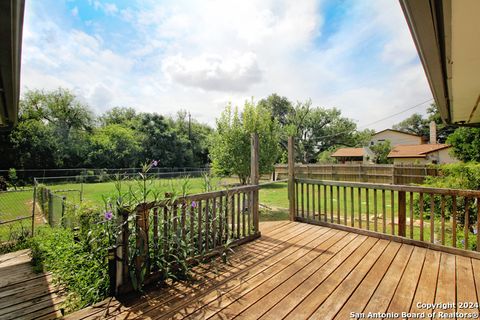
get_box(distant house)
[331,147,374,164]
[387,144,457,164]
[370,129,425,147]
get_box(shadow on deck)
[0,249,64,320]
[66,220,480,319]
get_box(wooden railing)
[113,184,260,294]
[275,163,439,184]
[293,178,480,256]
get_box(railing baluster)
[312,184,315,220]
[181,203,186,243]
[358,188,362,229]
[237,192,241,238]
[197,200,203,254]
[465,198,470,250]
[409,192,414,239]
[324,185,328,222]
[430,194,435,243]
[336,186,340,224]
[231,193,235,239]
[390,190,395,236]
[212,197,217,248]
[366,188,370,230]
[205,199,210,250]
[374,189,378,232]
[301,183,305,218]
[163,206,169,259]
[173,204,178,241]
[419,193,424,241]
[382,190,386,233]
[330,185,334,223]
[295,182,299,218]
[224,194,229,241]
[306,183,310,220]
[153,207,159,269]
[242,192,246,237]
[343,186,347,225]
[248,191,252,236]
[351,187,355,227]
[452,195,457,248]
[441,195,445,245]
[317,184,321,221]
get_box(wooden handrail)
[295,178,480,197]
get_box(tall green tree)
[209,101,280,184]
[87,124,142,168]
[370,140,392,164]
[446,127,480,162]
[392,103,456,143]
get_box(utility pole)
[188,112,192,140]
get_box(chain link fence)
[0,189,35,243]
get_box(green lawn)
[0,189,35,242]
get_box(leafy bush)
[30,224,112,313]
[414,162,480,229]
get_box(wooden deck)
[65,220,480,320]
[0,249,64,320]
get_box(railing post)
[398,190,406,237]
[251,133,260,234]
[288,136,296,221]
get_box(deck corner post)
[251,133,260,234]
[398,190,406,237]
[288,136,296,221]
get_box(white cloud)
[20,0,432,128]
[162,53,262,92]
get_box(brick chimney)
[429,121,437,144]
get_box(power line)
[312,98,433,140]
[357,98,433,130]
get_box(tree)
[392,113,429,137]
[209,101,280,184]
[87,124,142,168]
[370,140,392,164]
[14,88,94,168]
[168,111,213,166]
[446,127,480,162]
[392,103,457,143]
[288,101,367,163]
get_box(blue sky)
[21,0,433,129]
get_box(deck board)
[0,249,64,320]
[60,221,480,319]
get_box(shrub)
[30,224,112,313]
[414,162,480,230]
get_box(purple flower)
[104,211,113,220]
[152,160,158,167]
[474,228,478,235]
[191,201,197,208]
[461,239,465,245]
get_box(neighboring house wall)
[391,147,458,165]
[393,158,428,165]
[371,130,423,146]
[429,148,457,164]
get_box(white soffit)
[450,0,480,124]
